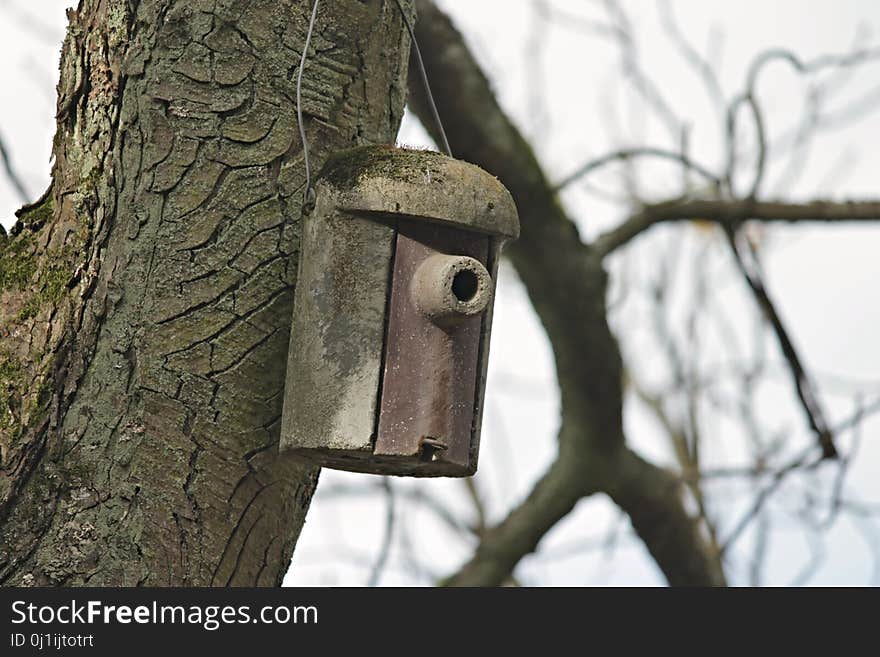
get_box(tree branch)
[0,128,30,204]
[554,147,721,192]
[594,198,880,257]
[410,0,725,587]
[367,478,396,587]
[723,227,837,458]
[657,0,725,113]
[444,456,586,587]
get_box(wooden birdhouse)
[280,146,519,476]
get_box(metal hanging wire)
[296,0,452,211]
[297,0,322,210]
[392,0,453,158]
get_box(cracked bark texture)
[0,0,410,586]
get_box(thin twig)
[321,482,469,536]
[462,477,488,536]
[820,397,864,529]
[723,226,837,459]
[656,0,726,113]
[554,147,721,192]
[367,478,395,587]
[725,45,880,196]
[602,0,683,140]
[745,47,880,93]
[720,447,821,553]
[0,128,30,203]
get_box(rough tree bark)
[0,0,410,586]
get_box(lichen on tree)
[0,0,412,586]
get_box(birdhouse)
[280,146,519,476]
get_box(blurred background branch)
[289,0,880,587]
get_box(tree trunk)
[0,0,409,586]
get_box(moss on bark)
[0,0,411,586]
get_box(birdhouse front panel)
[374,220,491,475]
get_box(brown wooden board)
[374,220,490,474]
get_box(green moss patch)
[0,234,37,292]
[319,144,450,190]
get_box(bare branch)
[724,227,837,459]
[594,198,880,257]
[721,448,822,553]
[820,397,864,529]
[724,92,767,197]
[726,45,880,196]
[745,95,767,198]
[462,477,488,536]
[767,27,876,194]
[745,47,880,93]
[657,0,726,113]
[0,128,30,204]
[697,394,880,483]
[788,527,825,586]
[0,1,63,47]
[444,457,587,587]
[537,1,621,40]
[554,147,721,192]
[602,0,683,141]
[321,482,470,537]
[748,512,770,586]
[367,478,395,587]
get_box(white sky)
[2,1,879,586]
